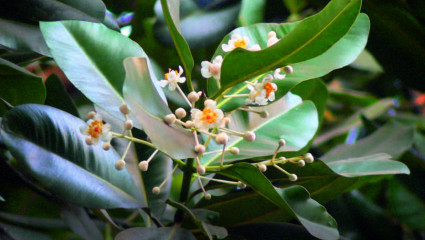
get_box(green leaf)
[0,212,68,229]
[60,204,103,240]
[211,0,362,98]
[44,74,80,117]
[158,0,194,91]
[0,58,46,116]
[123,57,196,159]
[0,104,144,208]
[40,21,158,126]
[0,223,52,240]
[329,88,378,107]
[115,227,197,240]
[201,98,318,166]
[238,0,266,26]
[228,222,317,240]
[388,180,425,230]
[0,195,4,202]
[218,163,339,240]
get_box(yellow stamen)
[200,108,217,124]
[164,69,179,80]
[263,82,275,98]
[234,39,247,49]
[88,120,103,138]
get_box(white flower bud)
[188,91,200,102]
[283,66,294,74]
[85,136,92,145]
[223,117,231,125]
[260,111,269,118]
[197,165,206,175]
[197,91,203,97]
[164,114,176,124]
[88,111,96,119]
[195,144,206,153]
[258,164,267,172]
[102,142,110,151]
[215,132,229,145]
[304,153,314,163]
[124,120,133,130]
[204,99,215,107]
[298,160,305,167]
[289,174,298,182]
[268,31,277,39]
[185,120,195,128]
[244,131,256,142]
[209,63,221,76]
[204,193,212,200]
[115,160,126,170]
[175,108,187,119]
[278,139,286,147]
[237,181,247,189]
[138,161,149,171]
[230,147,239,155]
[279,156,287,161]
[152,187,161,195]
[119,103,131,115]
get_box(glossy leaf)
[218,163,339,240]
[0,104,144,208]
[115,227,197,240]
[60,204,103,240]
[40,21,159,126]
[123,57,196,159]
[0,58,46,115]
[238,0,266,26]
[201,98,318,166]
[44,74,80,117]
[210,0,362,98]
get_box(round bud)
[152,187,161,195]
[164,114,176,124]
[204,193,212,200]
[268,31,277,39]
[215,133,229,145]
[197,165,206,175]
[195,144,206,153]
[223,117,231,125]
[175,108,186,119]
[103,142,111,151]
[237,181,247,189]
[204,99,215,107]
[115,160,126,170]
[283,65,294,74]
[258,164,267,172]
[185,120,195,128]
[88,111,96,119]
[278,139,286,147]
[197,91,203,97]
[304,153,314,163]
[124,120,133,130]
[289,174,298,182]
[209,63,221,76]
[298,160,305,167]
[119,103,131,115]
[279,156,287,161]
[260,111,269,118]
[244,131,256,142]
[188,91,200,102]
[230,147,240,155]
[85,136,93,145]
[138,161,149,171]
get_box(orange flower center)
[263,82,275,98]
[234,39,247,49]
[165,69,179,80]
[87,120,103,138]
[200,108,217,124]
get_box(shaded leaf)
[60,204,103,240]
[229,222,317,240]
[115,226,197,240]
[238,0,266,26]
[0,222,52,240]
[44,74,79,117]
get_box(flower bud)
[204,99,215,107]
[268,31,277,39]
[278,139,286,147]
[195,144,206,153]
[88,111,96,119]
[298,160,305,167]
[102,142,110,151]
[209,63,220,76]
[152,187,161,195]
[304,153,314,163]
[175,108,186,119]
[237,181,247,189]
[197,91,203,97]
[244,131,256,142]
[215,132,229,145]
[124,120,133,130]
[185,120,195,128]
[85,136,93,145]
[188,91,199,102]
[283,65,294,74]
[260,111,269,118]
[119,103,131,115]
[230,147,240,155]
[258,164,267,172]
[279,156,287,161]
[197,165,206,175]
[204,193,212,200]
[164,114,176,124]
[115,160,126,170]
[223,117,231,125]
[289,174,298,182]
[138,161,149,171]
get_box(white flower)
[191,100,225,131]
[222,33,250,52]
[248,44,261,51]
[158,66,186,91]
[245,74,277,105]
[274,68,286,80]
[267,31,279,47]
[80,113,112,145]
[201,55,223,80]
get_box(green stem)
[174,158,195,223]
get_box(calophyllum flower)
[201,55,223,80]
[191,100,225,132]
[222,34,261,52]
[245,74,277,105]
[80,113,112,145]
[159,66,186,91]
[267,31,279,47]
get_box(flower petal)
[158,80,169,87]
